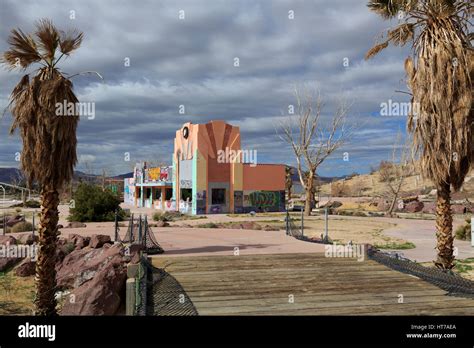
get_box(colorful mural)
[241,190,285,213]
[196,190,207,214]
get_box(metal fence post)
[300,207,304,237]
[3,212,5,236]
[138,214,142,243]
[130,213,134,243]
[32,211,35,237]
[114,209,118,242]
[471,217,473,248]
[324,207,329,243]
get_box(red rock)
[89,234,111,249]
[60,259,126,316]
[0,257,23,272]
[67,222,86,228]
[6,215,25,227]
[404,201,424,213]
[14,258,36,277]
[67,234,90,250]
[0,235,17,245]
[155,220,169,227]
[56,243,123,289]
[16,233,38,245]
[422,202,436,214]
[452,205,468,214]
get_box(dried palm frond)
[365,41,389,60]
[388,23,415,46]
[1,29,41,69]
[59,30,83,56]
[35,19,59,63]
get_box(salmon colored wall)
[243,164,286,191]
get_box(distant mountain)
[0,168,133,184]
[111,172,133,180]
[0,168,22,183]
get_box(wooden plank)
[148,253,474,316]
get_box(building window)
[212,188,226,205]
[165,188,173,200]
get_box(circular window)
[183,126,189,139]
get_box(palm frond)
[365,40,389,60]
[35,19,59,62]
[1,29,41,69]
[367,0,415,18]
[59,30,83,56]
[388,23,415,46]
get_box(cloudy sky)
[0,0,412,177]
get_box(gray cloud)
[0,0,412,176]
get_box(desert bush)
[68,183,124,222]
[152,211,183,222]
[455,218,471,241]
[197,222,218,228]
[10,221,33,233]
[24,200,40,208]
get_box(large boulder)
[452,204,468,214]
[67,234,90,250]
[404,201,424,213]
[60,258,126,315]
[89,234,111,249]
[67,222,86,228]
[56,243,124,289]
[14,258,36,277]
[0,257,23,272]
[16,233,38,245]
[0,235,17,246]
[58,244,126,315]
[376,199,389,212]
[6,215,25,227]
[422,202,436,214]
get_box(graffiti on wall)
[234,191,243,213]
[241,190,285,212]
[180,180,192,188]
[147,167,170,182]
[196,190,206,214]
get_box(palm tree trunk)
[35,186,59,315]
[435,181,454,270]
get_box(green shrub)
[197,222,218,228]
[24,200,41,208]
[68,183,124,222]
[455,220,471,241]
[11,221,33,233]
[152,211,184,222]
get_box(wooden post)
[125,278,136,316]
[161,186,165,211]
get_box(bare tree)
[379,131,415,216]
[279,86,353,216]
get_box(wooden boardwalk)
[151,253,474,315]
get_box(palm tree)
[2,19,84,315]
[365,0,473,270]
